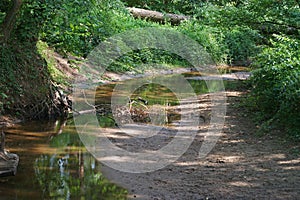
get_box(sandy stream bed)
[74,67,299,200]
[99,90,299,200]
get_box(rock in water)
[0,152,19,177]
[0,131,19,177]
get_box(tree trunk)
[127,7,189,25]
[0,0,22,44]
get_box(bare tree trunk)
[0,0,22,44]
[127,7,189,25]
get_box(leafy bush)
[0,0,70,118]
[0,46,19,113]
[177,20,228,64]
[0,42,53,118]
[40,0,298,73]
[108,20,229,71]
[224,27,261,65]
[109,48,191,72]
[250,35,300,139]
[40,0,130,57]
[40,0,231,71]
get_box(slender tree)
[0,0,22,44]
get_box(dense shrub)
[224,27,261,65]
[177,20,228,64]
[0,46,19,113]
[250,35,300,139]
[0,42,52,118]
[0,0,65,118]
[40,0,230,70]
[40,0,130,57]
[41,0,275,71]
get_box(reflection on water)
[96,82,182,127]
[0,73,241,199]
[95,77,210,128]
[0,120,127,200]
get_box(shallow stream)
[0,69,247,199]
[0,120,127,199]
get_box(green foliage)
[110,48,191,72]
[0,46,19,113]
[0,0,12,12]
[40,0,130,57]
[0,42,52,117]
[15,0,49,42]
[37,41,69,86]
[224,27,261,64]
[250,35,300,139]
[196,0,300,32]
[0,0,69,119]
[40,0,283,72]
[0,0,10,23]
[177,20,228,64]
[39,0,231,71]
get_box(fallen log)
[127,7,190,25]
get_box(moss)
[37,40,69,87]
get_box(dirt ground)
[100,90,300,200]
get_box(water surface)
[0,120,127,200]
[0,71,245,199]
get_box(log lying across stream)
[0,130,19,177]
[127,7,190,25]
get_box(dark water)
[0,121,127,200]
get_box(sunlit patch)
[217,65,250,73]
[222,139,245,144]
[250,165,270,172]
[175,161,200,166]
[278,159,300,165]
[281,166,300,170]
[226,91,245,97]
[222,156,243,162]
[277,158,300,170]
[263,154,286,160]
[228,181,251,187]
